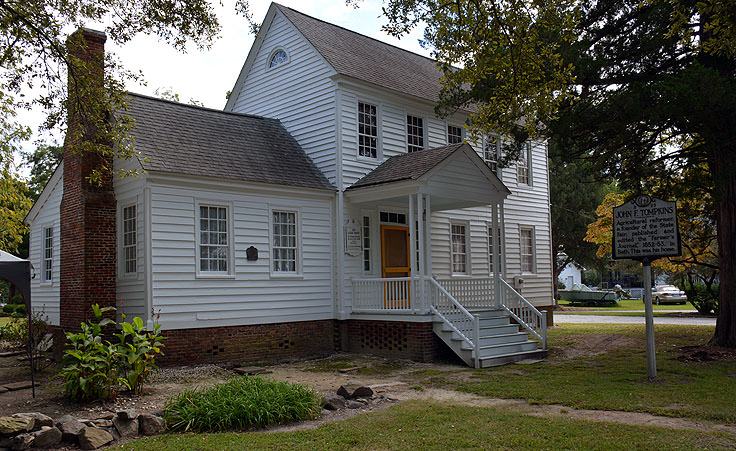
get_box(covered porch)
[343,144,547,364]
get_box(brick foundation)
[159,320,335,366]
[336,319,445,362]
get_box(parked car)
[651,285,687,305]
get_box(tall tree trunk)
[709,148,736,347]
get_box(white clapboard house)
[26,4,553,367]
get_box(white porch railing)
[498,278,547,349]
[435,277,496,309]
[351,277,425,313]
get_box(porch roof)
[345,143,510,210]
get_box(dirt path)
[2,350,735,438]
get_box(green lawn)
[113,401,735,451]
[0,316,11,326]
[558,298,695,311]
[417,324,735,423]
[555,311,704,317]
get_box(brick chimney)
[59,28,117,330]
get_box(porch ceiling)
[345,143,510,210]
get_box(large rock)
[138,414,165,436]
[322,394,346,410]
[336,385,374,399]
[115,409,138,421]
[12,413,53,430]
[7,433,34,450]
[112,416,138,438]
[78,427,113,450]
[33,426,62,448]
[56,415,85,442]
[0,416,34,436]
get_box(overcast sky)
[16,0,430,163]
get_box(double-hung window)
[122,205,137,274]
[488,226,495,274]
[447,125,463,144]
[407,115,424,152]
[199,205,229,273]
[358,102,378,158]
[517,141,532,185]
[484,135,500,174]
[42,227,53,282]
[450,223,468,274]
[362,216,371,272]
[520,227,535,273]
[272,211,297,273]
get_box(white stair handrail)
[499,278,547,350]
[428,277,479,363]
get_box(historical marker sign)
[612,194,681,261]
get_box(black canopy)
[0,250,31,307]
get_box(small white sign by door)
[344,218,361,257]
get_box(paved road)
[555,313,716,326]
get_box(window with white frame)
[122,205,137,274]
[517,141,532,185]
[484,135,500,174]
[520,227,535,273]
[42,227,53,282]
[199,205,229,273]
[406,115,424,152]
[272,211,297,273]
[447,125,463,144]
[362,216,371,272]
[269,49,288,68]
[451,223,468,274]
[358,102,378,158]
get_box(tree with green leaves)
[549,141,610,298]
[376,0,736,347]
[0,0,256,183]
[22,145,63,201]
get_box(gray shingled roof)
[124,94,333,190]
[277,4,448,104]
[348,143,465,190]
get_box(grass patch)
[0,316,11,327]
[559,299,694,311]
[426,324,736,423]
[163,376,321,432]
[114,401,736,450]
[556,311,706,317]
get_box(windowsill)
[120,273,138,280]
[195,272,236,280]
[269,273,304,280]
[40,281,53,287]
[450,273,472,278]
[357,154,379,162]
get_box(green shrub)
[164,376,321,432]
[14,303,26,315]
[54,304,125,401]
[55,304,165,402]
[0,317,27,342]
[10,293,24,305]
[114,315,165,395]
[2,304,13,314]
[682,282,719,315]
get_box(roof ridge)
[274,3,441,67]
[127,92,278,122]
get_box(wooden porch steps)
[432,308,547,368]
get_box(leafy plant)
[115,315,165,395]
[0,317,26,342]
[164,376,321,432]
[682,282,719,315]
[54,304,126,401]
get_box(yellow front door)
[381,225,410,309]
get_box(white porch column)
[424,194,432,277]
[409,195,416,309]
[500,201,507,276]
[492,202,501,308]
[416,193,425,312]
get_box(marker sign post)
[613,194,681,380]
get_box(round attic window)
[269,49,288,68]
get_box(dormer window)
[269,49,288,69]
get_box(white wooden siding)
[148,181,334,330]
[230,11,338,185]
[113,158,147,322]
[28,167,63,325]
